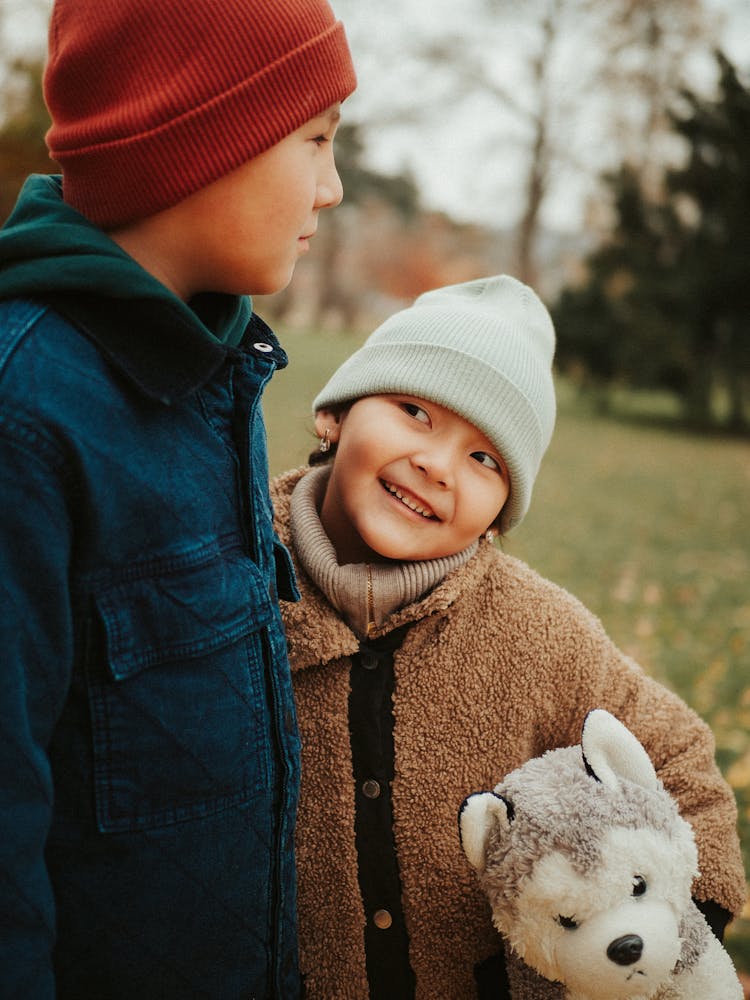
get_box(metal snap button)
[373,909,392,930]
[253,342,273,353]
[362,779,381,799]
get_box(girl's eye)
[312,134,328,146]
[471,451,502,472]
[402,402,430,424]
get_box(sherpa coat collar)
[272,468,746,1000]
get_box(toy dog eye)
[557,915,579,930]
[632,875,647,897]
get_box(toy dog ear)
[581,709,658,791]
[458,792,513,872]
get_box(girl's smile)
[381,479,439,520]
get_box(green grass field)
[264,325,750,969]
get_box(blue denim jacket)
[0,294,301,999]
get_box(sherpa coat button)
[373,909,392,930]
[362,779,381,799]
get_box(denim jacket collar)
[45,291,287,404]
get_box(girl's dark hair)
[308,442,338,466]
[307,403,347,466]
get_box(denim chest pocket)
[89,547,275,833]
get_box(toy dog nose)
[607,934,644,966]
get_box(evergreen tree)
[553,51,750,431]
[665,52,750,429]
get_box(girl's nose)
[412,448,453,488]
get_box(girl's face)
[316,395,510,564]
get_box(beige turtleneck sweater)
[289,463,476,637]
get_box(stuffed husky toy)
[459,709,742,999]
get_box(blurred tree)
[664,51,750,429]
[334,122,420,219]
[599,0,710,187]
[392,0,715,287]
[553,51,750,432]
[0,0,53,222]
[362,207,503,302]
[0,56,52,223]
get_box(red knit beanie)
[44,0,356,228]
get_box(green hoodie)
[0,174,251,347]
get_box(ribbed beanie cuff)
[313,275,557,534]
[44,0,356,228]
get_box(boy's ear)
[314,408,342,443]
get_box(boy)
[0,0,355,996]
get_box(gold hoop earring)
[319,428,331,453]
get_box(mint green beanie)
[312,274,556,534]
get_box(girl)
[272,275,745,999]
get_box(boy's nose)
[317,162,343,209]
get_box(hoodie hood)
[0,174,251,347]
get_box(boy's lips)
[380,479,438,520]
[298,230,316,253]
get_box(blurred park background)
[2,0,749,979]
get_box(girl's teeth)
[384,481,433,518]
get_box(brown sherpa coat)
[272,468,746,1000]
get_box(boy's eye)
[402,402,430,424]
[312,134,328,146]
[471,451,501,472]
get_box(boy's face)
[197,103,344,296]
[315,394,510,564]
[121,104,344,299]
